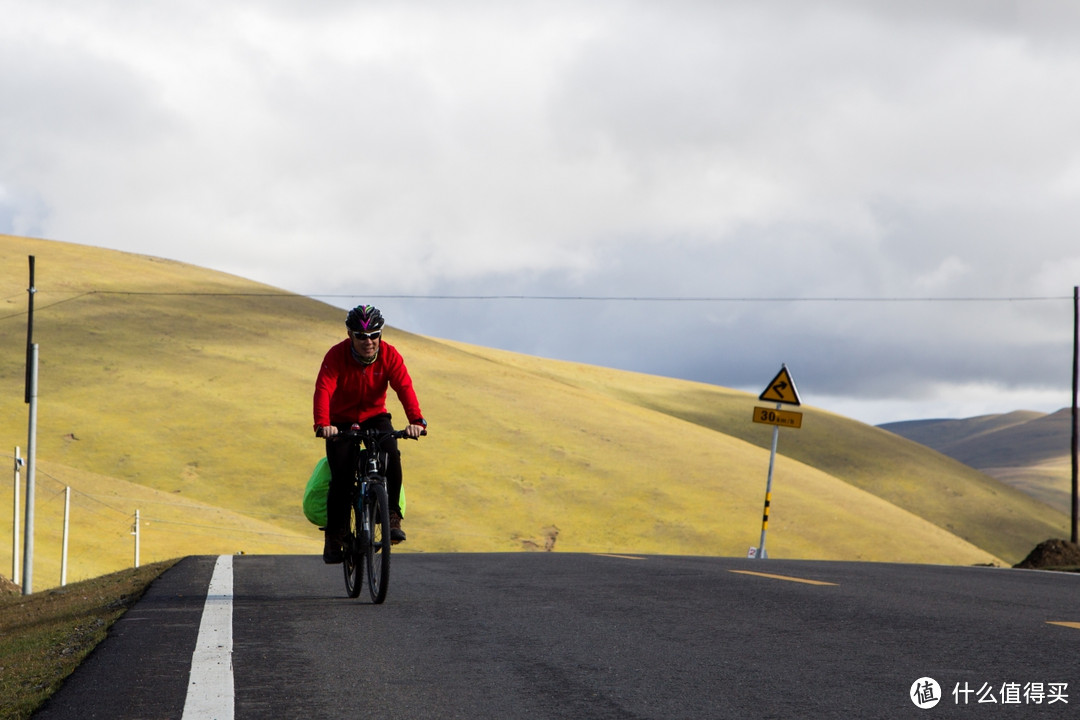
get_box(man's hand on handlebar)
[316,424,424,439]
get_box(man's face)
[350,329,381,360]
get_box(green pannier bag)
[302,457,406,527]
[303,457,331,527]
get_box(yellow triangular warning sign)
[759,365,801,406]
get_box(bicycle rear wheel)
[343,501,362,598]
[365,481,391,604]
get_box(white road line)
[182,555,235,720]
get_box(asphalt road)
[33,553,1080,719]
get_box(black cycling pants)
[324,413,404,534]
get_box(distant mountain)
[880,410,1075,513]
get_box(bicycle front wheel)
[365,481,391,604]
[343,502,362,598]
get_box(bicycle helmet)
[346,304,385,333]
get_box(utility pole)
[22,257,38,595]
[22,343,38,595]
[25,256,34,404]
[1072,286,1078,544]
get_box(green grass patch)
[0,561,175,720]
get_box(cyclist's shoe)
[389,513,406,545]
[322,531,344,564]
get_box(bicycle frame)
[353,440,387,551]
[333,425,415,603]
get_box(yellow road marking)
[729,570,837,586]
[1047,621,1080,630]
[594,553,647,560]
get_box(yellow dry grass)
[3,459,316,587]
[0,234,1069,589]
[432,342,1066,562]
[982,458,1073,514]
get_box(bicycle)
[330,424,423,603]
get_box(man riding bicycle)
[313,305,427,564]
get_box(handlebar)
[324,425,427,442]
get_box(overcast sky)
[3,0,1080,425]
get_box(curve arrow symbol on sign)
[758,366,801,406]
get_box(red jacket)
[313,339,424,431]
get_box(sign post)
[752,364,802,559]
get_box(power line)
[1,287,1070,328]
[0,292,96,321]
[1,289,1072,305]
[83,290,1080,301]
[325,294,1072,302]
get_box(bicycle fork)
[358,481,371,549]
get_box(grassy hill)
[0,234,1069,589]
[881,410,1076,513]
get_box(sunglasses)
[351,330,382,341]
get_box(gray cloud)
[3,0,1080,423]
